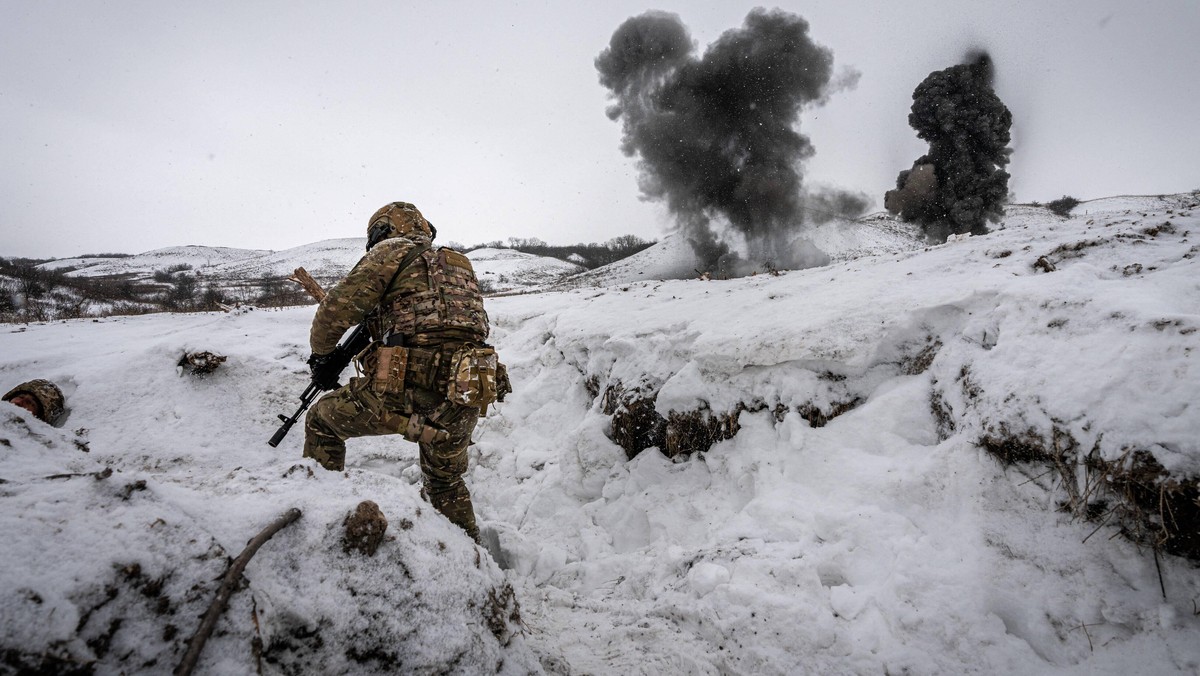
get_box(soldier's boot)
[424,481,480,543]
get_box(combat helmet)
[366,202,436,250]
[2,379,66,425]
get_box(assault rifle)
[267,322,371,447]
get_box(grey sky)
[2,0,1197,258]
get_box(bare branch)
[175,508,302,676]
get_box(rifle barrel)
[267,382,321,447]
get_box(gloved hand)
[307,352,343,391]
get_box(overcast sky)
[2,0,1197,259]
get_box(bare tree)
[11,261,49,299]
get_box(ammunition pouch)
[446,345,502,414]
[404,346,442,391]
[363,345,408,395]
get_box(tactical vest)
[380,247,489,347]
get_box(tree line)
[457,234,656,269]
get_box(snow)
[204,238,367,284]
[556,214,925,289]
[37,256,126,272]
[467,248,586,293]
[0,310,534,674]
[2,193,1199,674]
[555,232,704,288]
[46,245,271,278]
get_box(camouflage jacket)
[310,237,489,355]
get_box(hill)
[44,245,271,278]
[204,238,366,284]
[468,247,587,293]
[35,240,589,291]
[553,212,926,289]
[2,192,1199,673]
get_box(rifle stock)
[267,323,372,447]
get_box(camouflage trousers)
[304,377,480,541]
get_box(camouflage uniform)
[2,379,65,425]
[303,202,491,541]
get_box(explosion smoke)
[886,51,1012,242]
[596,9,862,276]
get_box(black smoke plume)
[885,51,1012,242]
[596,9,861,276]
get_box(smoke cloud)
[596,9,862,276]
[885,51,1012,242]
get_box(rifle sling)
[358,241,431,352]
[386,242,432,296]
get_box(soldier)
[303,202,505,543]
[3,379,66,425]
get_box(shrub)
[153,264,194,283]
[1046,196,1080,218]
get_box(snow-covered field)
[2,194,1198,674]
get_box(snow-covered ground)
[2,193,1199,674]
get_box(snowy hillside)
[44,245,270,278]
[468,248,587,293]
[33,239,585,292]
[556,214,926,289]
[553,232,703,288]
[37,241,361,285]
[37,256,127,272]
[205,238,366,283]
[2,193,1198,674]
